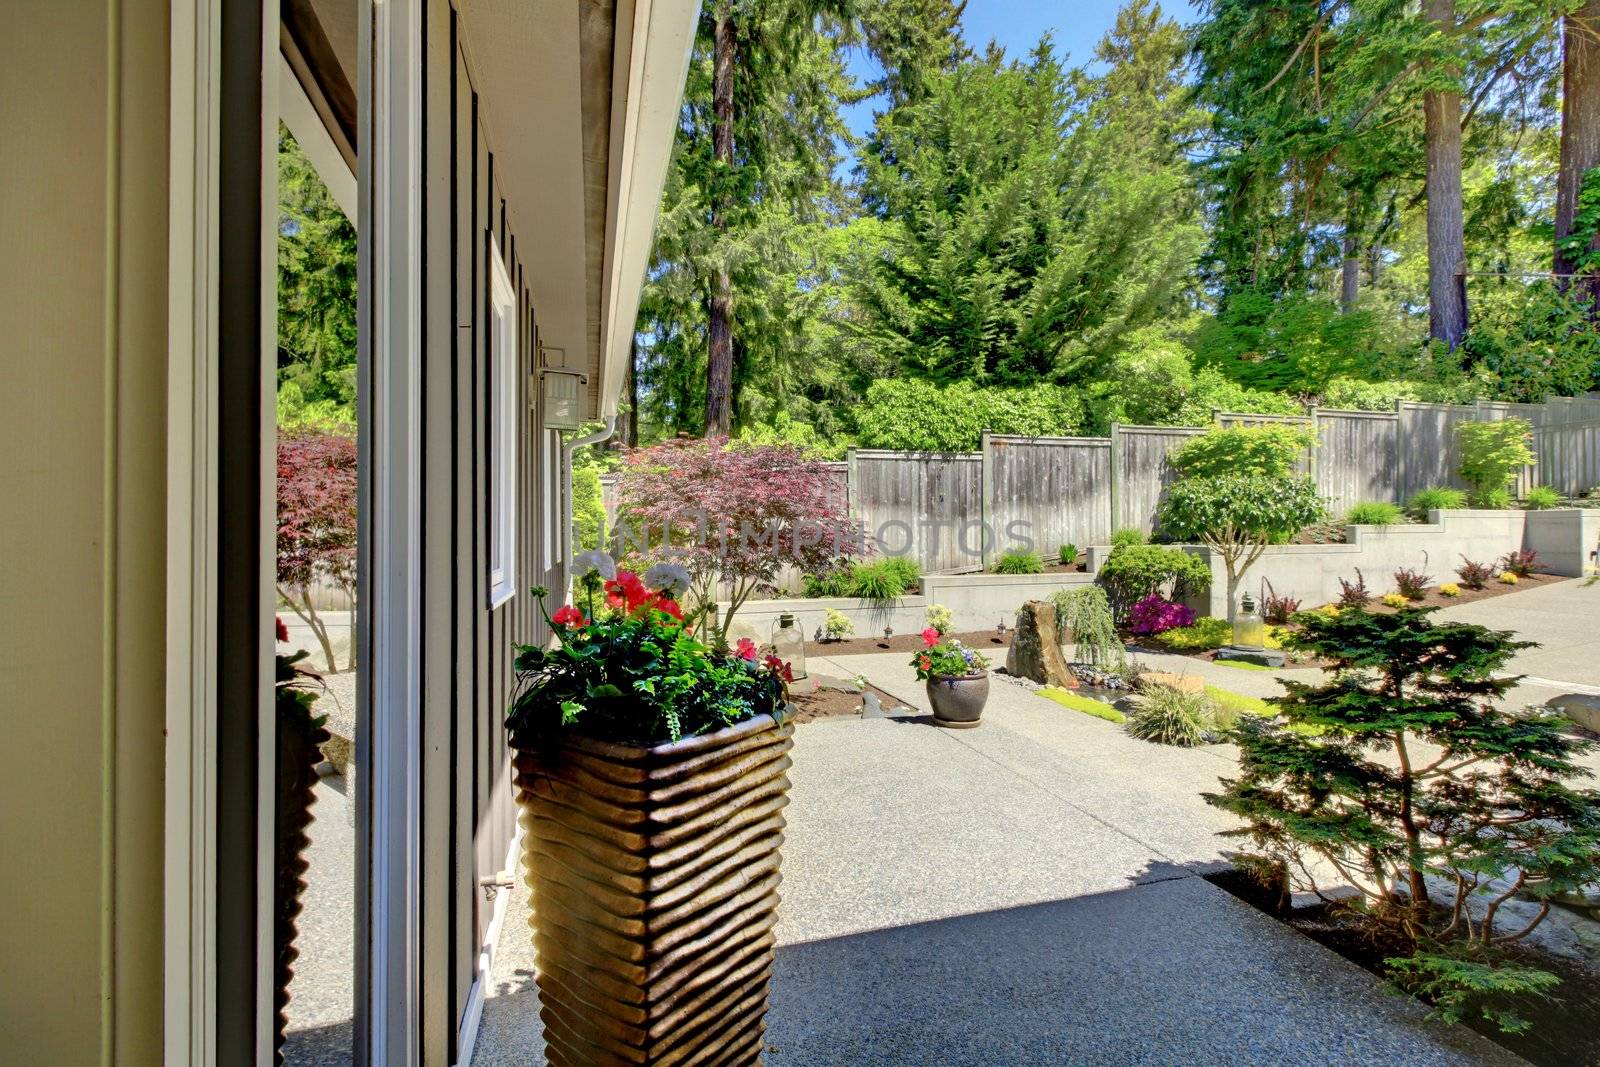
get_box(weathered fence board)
[1113,425,1204,535]
[1397,402,1478,500]
[851,449,983,573]
[1315,409,1399,514]
[1534,420,1600,497]
[984,434,1112,564]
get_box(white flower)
[573,549,617,581]
[644,562,692,598]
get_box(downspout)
[561,415,617,597]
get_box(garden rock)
[1005,601,1079,688]
[1547,693,1600,734]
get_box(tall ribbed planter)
[273,699,330,1064]
[510,713,795,1066]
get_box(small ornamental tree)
[277,431,358,670]
[1208,607,1600,1032]
[1158,474,1324,619]
[1168,423,1314,480]
[613,437,860,641]
[1456,419,1535,506]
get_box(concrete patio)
[473,650,1524,1065]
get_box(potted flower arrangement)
[911,627,990,728]
[505,552,796,1065]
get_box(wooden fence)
[597,396,1600,575]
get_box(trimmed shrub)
[1110,527,1147,549]
[993,548,1044,575]
[855,379,1086,452]
[1154,616,1233,651]
[823,608,855,640]
[1407,485,1467,518]
[1128,595,1196,636]
[1346,501,1403,525]
[1456,558,1494,590]
[1523,485,1562,510]
[1097,544,1212,605]
[1126,686,1211,747]
[1168,423,1314,480]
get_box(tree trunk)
[1423,0,1468,349]
[1340,217,1361,313]
[704,7,736,437]
[1556,0,1600,312]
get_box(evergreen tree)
[860,6,1204,386]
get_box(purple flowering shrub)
[1128,595,1196,636]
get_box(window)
[488,234,517,608]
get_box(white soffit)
[279,51,358,223]
[598,0,699,417]
[457,0,591,384]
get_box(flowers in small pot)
[910,627,989,680]
[507,553,792,746]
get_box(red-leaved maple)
[277,430,357,670]
[613,437,858,640]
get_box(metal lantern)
[539,366,589,430]
[1233,593,1266,650]
[772,612,807,680]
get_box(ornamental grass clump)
[507,557,792,746]
[1407,485,1467,519]
[1346,501,1404,526]
[993,548,1044,574]
[1206,606,1600,1033]
[1126,685,1211,747]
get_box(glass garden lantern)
[1233,593,1266,650]
[772,612,807,681]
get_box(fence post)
[1107,422,1122,539]
[979,430,993,573]
[846,447,858,525]
[1307,406,1322,496]
[1394,399,1407,504]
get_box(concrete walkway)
[474,653,1520,1065]
[1433,578,1600,705]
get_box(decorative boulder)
[1005,601,1080,689]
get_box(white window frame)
[488,234,518,608]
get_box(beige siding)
[0,1,168,1062]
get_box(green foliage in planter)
[509,586,787,746]
[1051,585,1125,667]
[1346,501,1403,526]
[1456,419,1535,505]
[1168,423,1313,480]
[993,548,1044,574]
[1126,685,1211,746]
[805,557,921,601]
[1157,474,1326,615]
[1473,487,1513,509]
[1058,542,1078,565]
[1522,484,1562,510]
[1153,616,1233,651]
[1110,527,1147,549]
[1406,485,1467,518]
[1206,606,1600,1028]
[1038,686,1125,723]
[1097,544,1212,603]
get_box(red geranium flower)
[736,637,759,662]
[921,627,940,647]
[551,604,587,628]
[604,570,652,614]
[919,655,931,670]
[763,654,794,683]
[275,616,289,643]
[652,596,684,621]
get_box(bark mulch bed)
[1363,571,1569,612]
[785,676,911,724]
[1206,867,1600,1067]
[811,629,1014,657]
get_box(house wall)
[0,1,168,1061]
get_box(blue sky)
[841,0,1202,138]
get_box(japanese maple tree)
[277,430,357,670]
[613,437,860,641]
